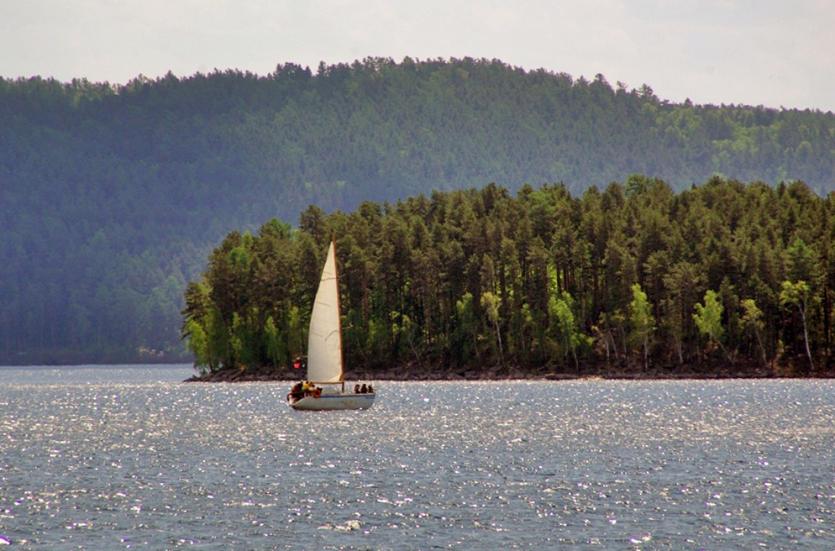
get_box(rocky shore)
[184,358,831,382]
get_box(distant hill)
[1,57,833,363]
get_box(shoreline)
[185,362,833,383]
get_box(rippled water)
[0,366,833,549]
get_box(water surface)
[0,366,832,549]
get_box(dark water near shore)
[0,366,832,549]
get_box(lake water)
[0,366,832,549]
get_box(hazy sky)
[1,0,833,111]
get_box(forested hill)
[2,57,834,364]
[185,179,832,378]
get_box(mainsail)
[306,241,344,383]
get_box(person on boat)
[292,356,302,370]
[288,382,303,402]
[360,384,367,393]
[354,383,360,394]
[367,384,374,394]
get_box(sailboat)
[287,240,376,411]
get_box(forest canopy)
[2,57,833,363]
[183,177,833,377]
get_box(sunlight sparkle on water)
[0,368,832,548]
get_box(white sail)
[306,241,343,383]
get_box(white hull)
[289,391,375,411]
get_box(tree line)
[183,177,832,376]
[2,57,833,363]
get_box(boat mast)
[332,238,346,389]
